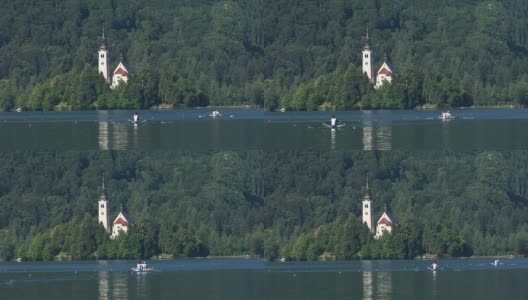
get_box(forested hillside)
[1,151,528,261]
[1,0,528,111]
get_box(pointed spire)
[100,25,108,50]
[364,175,372,200]
[99,175,107,201]
[363,25,371,50]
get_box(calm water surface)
[0,108,527,150]
[0,259,527,300]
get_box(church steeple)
[362,176,375,234]
[100,26,107,50]
[362,26,375,83]
[363,26,371,50]
[98,176,110,233]
[98,26,111,83]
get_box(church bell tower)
[98,176,110,233]
[362,177,375,234]
[98,27,111,83]
[362,27,374,83]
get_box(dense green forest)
[1,151,528,261]
[1,0,528,111]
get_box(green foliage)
[1,150,528,261]
[2,1,528,111]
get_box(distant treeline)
[1,1,528,111]
[1,151,528,261]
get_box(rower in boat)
[133,260,156,272]
[137,260,147,271]
[330,115,337,129]
[492,259,501,266]
[133,113,140,123]
[210,110,222,117]
[440,111,453,120]
[431,261,439,271]
[322,115,345,128]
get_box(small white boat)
[132,266,156,272]
[439,111,453,120]
[132,267,156,273]
[210,110,222,117]
[428,262,439,271]
[322,122,346,129]
[132,261,156,272]
[492,259,502,266]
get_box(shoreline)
[9,104,524,113]
[13,253,523,263]
[151,104,261,110]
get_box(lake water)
[0,108,527,150]
[1,259,527,300]
[1,108,528,299]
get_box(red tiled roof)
[378,68,393,76]
[378,217,392,226]
[114,218,128,226]
[114,68,128,76]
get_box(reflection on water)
[135,273,148,298]
[132,124,139,149]
[98,122,109,150]
[362,121,392,150]
[441,119,451,149]
[361,261,392,300]
[377,126,392,150]
[98,269,128,300]
[1,109,528,150]
[362,272,373,300]
[1,259,528,300]
[97,122,130,150]
[112,273,128,300]
[331,128,336,150]
[98,271,109,300]
[363,121,373,150]
[431,270,438,298]
[376,272,392,300]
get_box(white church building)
[362,29,396,89]
[98,178,132,239]
[361,179,397,239]
[98,30,131,89]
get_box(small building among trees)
[362,28,396,89]
[361,178,398,238]
[98,29,131,89]
[374,57,396,89]
[97,178,131,238]
[111,60,131,89]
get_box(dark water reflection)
[0,108,527,150]
[1,259,528,300]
